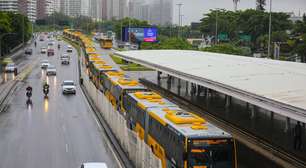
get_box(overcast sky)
[173,0,306,25]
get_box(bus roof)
[108,76,146,90]
[128,92,177,110]
[150,107,231,138]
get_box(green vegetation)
[141,37,193,50]
[111,54,152,71]
[201,44,251,56]
[0,12,32,57]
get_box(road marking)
[65,144,69,153]
[94,116,102,130]
[62,124,66,132]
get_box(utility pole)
[176,3,183,38]
[180,14,184,37]
[22,16,25,46]
[233,0,240,11]
[267,0,272,58]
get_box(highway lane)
[0,36,120,168]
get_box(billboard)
[122,27,158,43]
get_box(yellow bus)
[101,72,147,112]
[123,91,237,168]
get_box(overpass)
[115,50,306,167]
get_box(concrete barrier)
[80,61,162,168]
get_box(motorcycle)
[43,84,49,98]
[26,86,33,105]
[58,44,60,49]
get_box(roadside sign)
[218,33,229,41]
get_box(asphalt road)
[0,35,120,168]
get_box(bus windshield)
[189,139,234,168]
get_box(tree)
[0,12,31,57]
[200,9,239,39]
[201,44,249,55]
[199,9,292,51]
[256,0,266,11]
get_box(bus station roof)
[115,50,306,123]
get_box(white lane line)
[65,144,69,153]
[93,116,102,130]
[62,124,66,132]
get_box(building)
[119,0,127,19]
[101,0,107,19]
[129,0,149,21]
[80,0,88,16]
[0,0,19,12]
[60,0,81,17]
[52,0,60,12]
[148,0,173,25]
[0,0,37,22]
[105,0,127,20]
[26,0,37,21]
[89,0,102,20]
[37,0,54,20]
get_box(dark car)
[25,48,33,55]
[47,48,55,56]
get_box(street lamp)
[267,0,272,58]
[0,33,17,57]
[176,3,183,38]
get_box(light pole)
[180,14,184,37]
[267,0,272,58]
[215,10,218,45]
[176,3,183,38]
[0,33,17,57]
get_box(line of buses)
[63,29,237,168]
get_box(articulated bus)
[123,91,237,168]
[63,30,237,168]
[101,73,147,112]
[89,63,117,90]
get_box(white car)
[81,162,107,168]
[5,63,17,73]
[60,54,69,60]
[41,47,47,54]
[67,45,73,52]
[62,80,76,94]
[41,60,50,69]
[46,65,56,76]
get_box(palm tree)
[256,0,266,11]
[233,0,240,11]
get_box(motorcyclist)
[26,86,33,105]
[43,82,50,97]
[58,43,60,49]
[34,41,37,47]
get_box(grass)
[111,54,152,71]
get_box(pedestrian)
[294,121,302,150]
